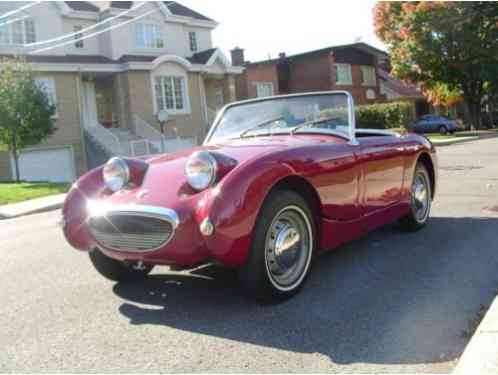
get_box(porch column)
[223,75,237,104]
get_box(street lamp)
[157,109,169,153]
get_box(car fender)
[203,155,300,267]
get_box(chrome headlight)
[103,157,130,192]
[185,151,217,191]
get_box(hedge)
[356,101,415,130]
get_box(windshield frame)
[203,91,358,146]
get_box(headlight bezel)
[103,157,130,192]
[185,151,218,191]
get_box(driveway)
[1,138,498,373]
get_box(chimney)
[230,47,245,66]
[279,52,286,60]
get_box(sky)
[178,0,386,62]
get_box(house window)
[34,76,57,112]
[189,31,198,52]
[256,82,274,98]
[135,23,164,49]
[361,66,376,86]
[335,64,352,85]
[154,76,187,112]
[74,26,84,48]
[0,18,36,45]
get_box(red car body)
[62,131,437,268]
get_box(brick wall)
[239,46,387,106]
[0,73,88,180]
[287,53,332,93]
[235,62,279,100]
[331,49,384,105]
[31,72,87,177]
[123,70,205,142]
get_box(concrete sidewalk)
[455,296,498,374]
[0,194,66,219]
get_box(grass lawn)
[0,182,69,205]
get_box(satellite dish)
[157,109,169,123]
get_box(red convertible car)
[61,91,437,302]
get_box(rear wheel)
[399,163,432,231]
[239,190,316,303]
[89,249,153,282]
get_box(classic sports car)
[61,91,437,302]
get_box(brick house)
[231,42,390,105]
[0,1,242,183]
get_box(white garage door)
[13,147,75,183]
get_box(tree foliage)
[0,59,56,181]
[374,1,498,128]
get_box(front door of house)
[81,81,99,128]
[215,87,224,111]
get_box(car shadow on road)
[113,216,498,366]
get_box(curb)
[455,296,498,373]
[0,202,63,220]
[431,136,479,147]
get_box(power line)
[0,15,28,29]
[0,1,41,21]
[24,2,147,47]
[30,8,158,55]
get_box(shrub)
[356,101,415,130]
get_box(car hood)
[149,134,343,165]
[98,134,345,208]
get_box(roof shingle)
[187,48,217,64]
[110,1,214,22]
[64,1,100,12]
[378,69,422,98]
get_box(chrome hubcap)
[265,206,312,291]
[412,174,429,222]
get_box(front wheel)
[239,190,316,303]
[89,249,153,282]
[439,126,448,135]
[399,163,432,231]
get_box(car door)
[357,135,407,215]
[414,116,428,133]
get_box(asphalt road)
[2,137,498,373]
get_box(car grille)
[89,214,174,252]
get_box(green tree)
[0,59,56,182]
[374,2,498,128]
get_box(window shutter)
[25,19,36,43]
[35,76,57,111]
[12,20,23,44]
[155,25,164,48]
[154,77,164,111]
[135,24,144,48]
[0,24,9,44]
[173,77,184,110]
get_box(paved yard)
[1,138,498,373]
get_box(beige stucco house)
[0,1,243,182]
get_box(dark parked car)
[409,115,458,135]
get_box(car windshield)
[207,93,350,143]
